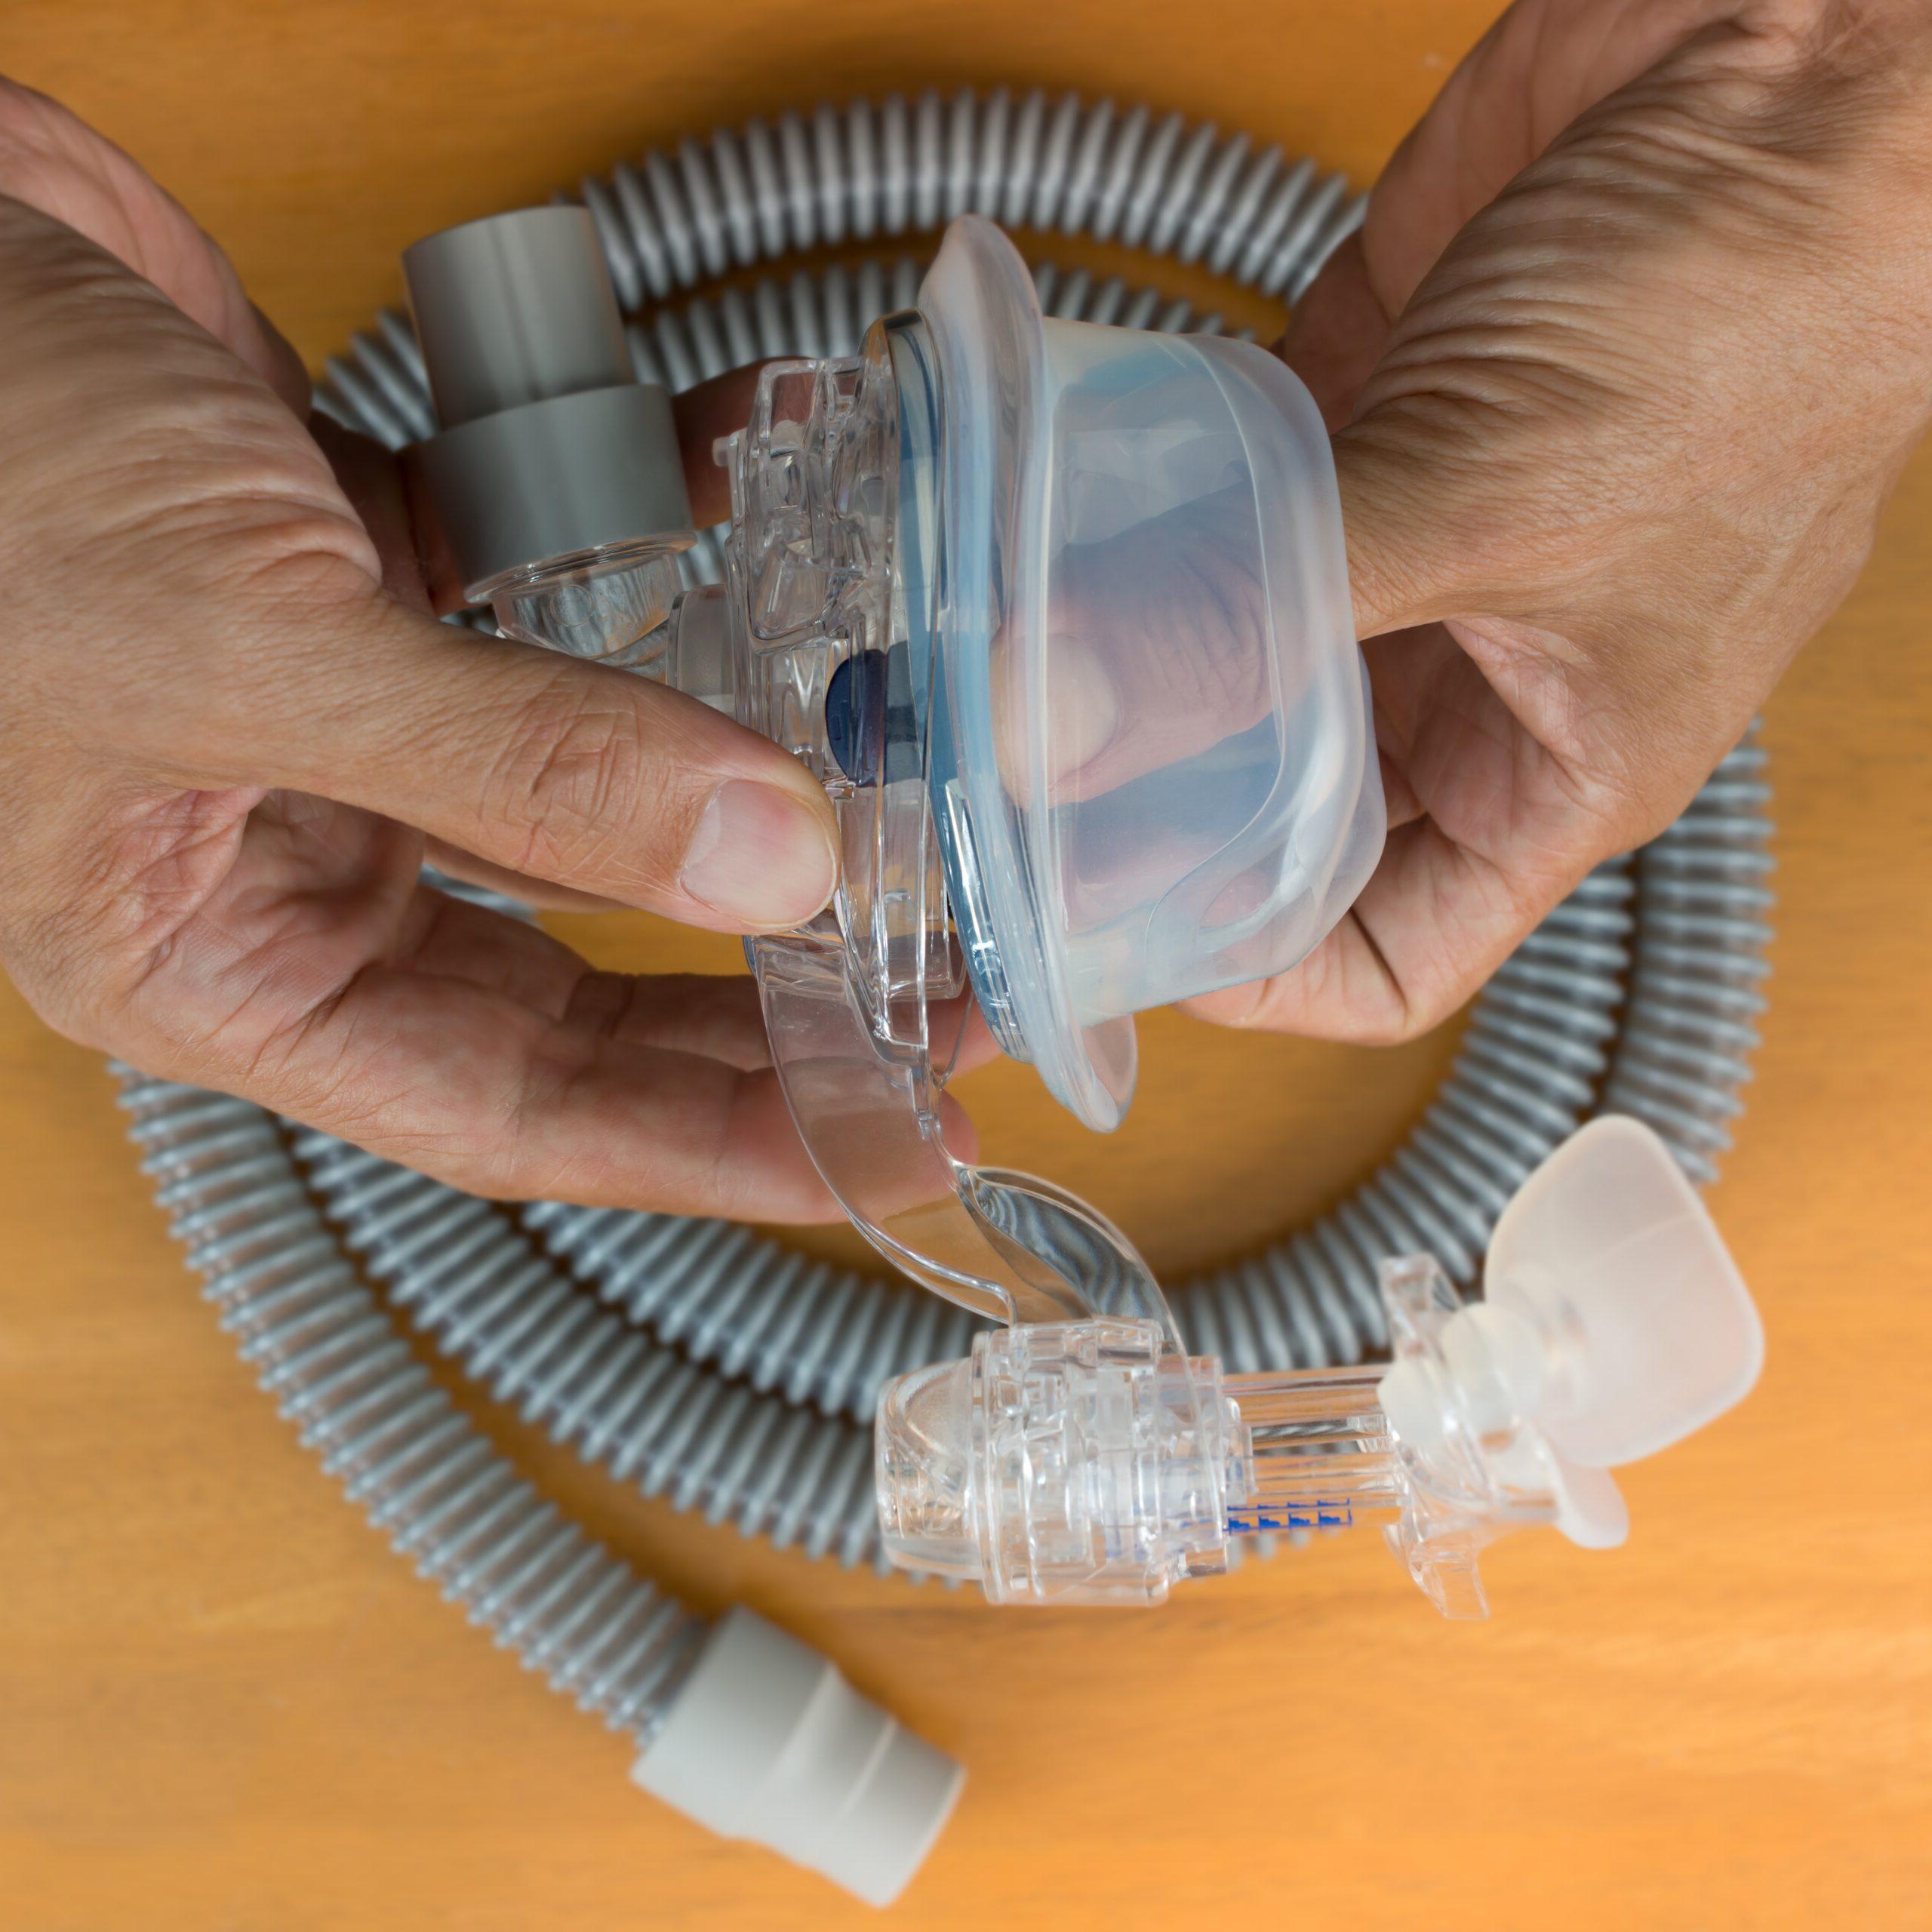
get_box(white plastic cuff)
[630,1607,964,1907]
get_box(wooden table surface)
[2,4,1929,1927]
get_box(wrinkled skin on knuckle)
[0,755,195,1050]
[0,820,175,1057]
[478,676,690,894]
[0,906,108,1048]
[1355,27,1932,703]
[0,207,380,784]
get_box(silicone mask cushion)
[913,216,1383,1133]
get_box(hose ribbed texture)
[1601,737,1774,1183]
[131,88,1773,1587]
[119,1075,707,1735]
[570,91,1363,311]
[286,1131,891,1568]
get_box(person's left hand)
[0,81,858,1218]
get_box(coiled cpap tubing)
[118,88,1775,1749]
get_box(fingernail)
[681,780,838,928]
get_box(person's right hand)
[1184,0,1932,1044]
[0,81,848,1219]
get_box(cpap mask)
[401,206,1763,1617]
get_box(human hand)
[0,80,849,1218]
[1186,0,1932,1042]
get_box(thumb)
[1332,410,1501,644]
[1327,205,1596,651]
[158,582,844,935]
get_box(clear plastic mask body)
[660,214,1383,1345]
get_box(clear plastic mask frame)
[703,309,1183,1343]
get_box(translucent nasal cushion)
[1484,1116,1766,1467]
[918,217,1385,1131]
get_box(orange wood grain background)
[1,4,1928,1927]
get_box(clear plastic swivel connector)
[875,1118,1766,1614]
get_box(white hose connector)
[631,1608,964,1906]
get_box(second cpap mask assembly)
[401,201,1764,1620]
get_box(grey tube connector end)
[401,205,694,607]
[631,1608,964,1908]
[405,205,633,428]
